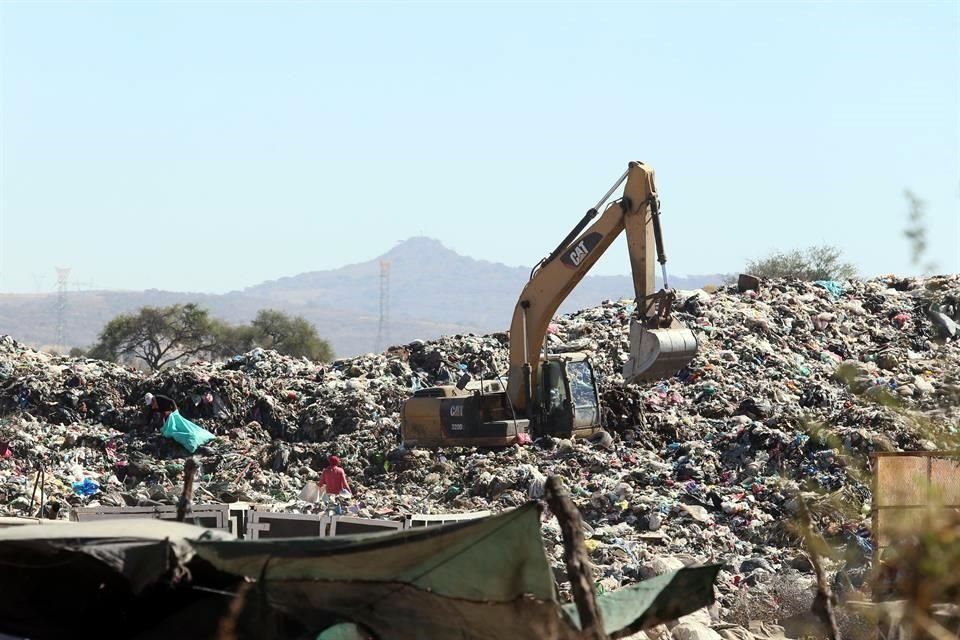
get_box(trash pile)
[1,275,958,636]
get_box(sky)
[0,0,957,295]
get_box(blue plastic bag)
[72,478,100,496]
[161,410,215,453]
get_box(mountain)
[0,237,727,357]
[244,237,726,330]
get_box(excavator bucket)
[622,318,698,383]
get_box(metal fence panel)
[246,511,329,540]
[71,504,229,531]
[405,511,492,529]
[328,515,404,537]
[872,452,960,557]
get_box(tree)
[89,303,219,371]
[209,320,257,359]
[251,309,334,361]
[68,347,87,358]
[744,245,857,281]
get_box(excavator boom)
[506,161,697,411]
[400,161,698,448]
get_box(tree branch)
[796,494,841,640]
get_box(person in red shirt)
[321,455,351,496]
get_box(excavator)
[401,161,698,448]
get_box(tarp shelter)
[0,519,236,639]
[0,502,720,640]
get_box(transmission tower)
[55,267,71,349]
[375,260,391,353]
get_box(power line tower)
[55,267,71,349]
[375,259,391,353]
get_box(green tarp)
[194,503,721,640]
[563,565,722,636]
[0,503,721,640]
[194,501,555,602]
[161,410,215,452]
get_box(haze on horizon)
[0,1,957,296]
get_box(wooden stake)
[545,475,607,640]
[796,494,841,640]
[177,457,198,523]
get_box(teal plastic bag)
[814,280,845,297]
[161,410,215,453]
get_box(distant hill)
[0,237,727,357]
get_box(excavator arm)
[505,161,697,411]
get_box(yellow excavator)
[401,161,698,447]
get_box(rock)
[737,274,761,294]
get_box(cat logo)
[450,404,464,417]
[560,232,602,269]
[567,240,589,267]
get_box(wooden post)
[28,467,42,516]
[796,494,841,640]
[177,457,198,523]
[545,475,607,640]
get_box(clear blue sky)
[1,1,957,294]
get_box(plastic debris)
[71,478,100,497]
[0,275,957,635]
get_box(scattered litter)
[0,275,957,631]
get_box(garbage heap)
[1,275,958,632]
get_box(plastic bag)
[72,477,100,496]
[299,481,320,503]
[161,410,215,453]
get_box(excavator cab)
[537,354,601,437]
